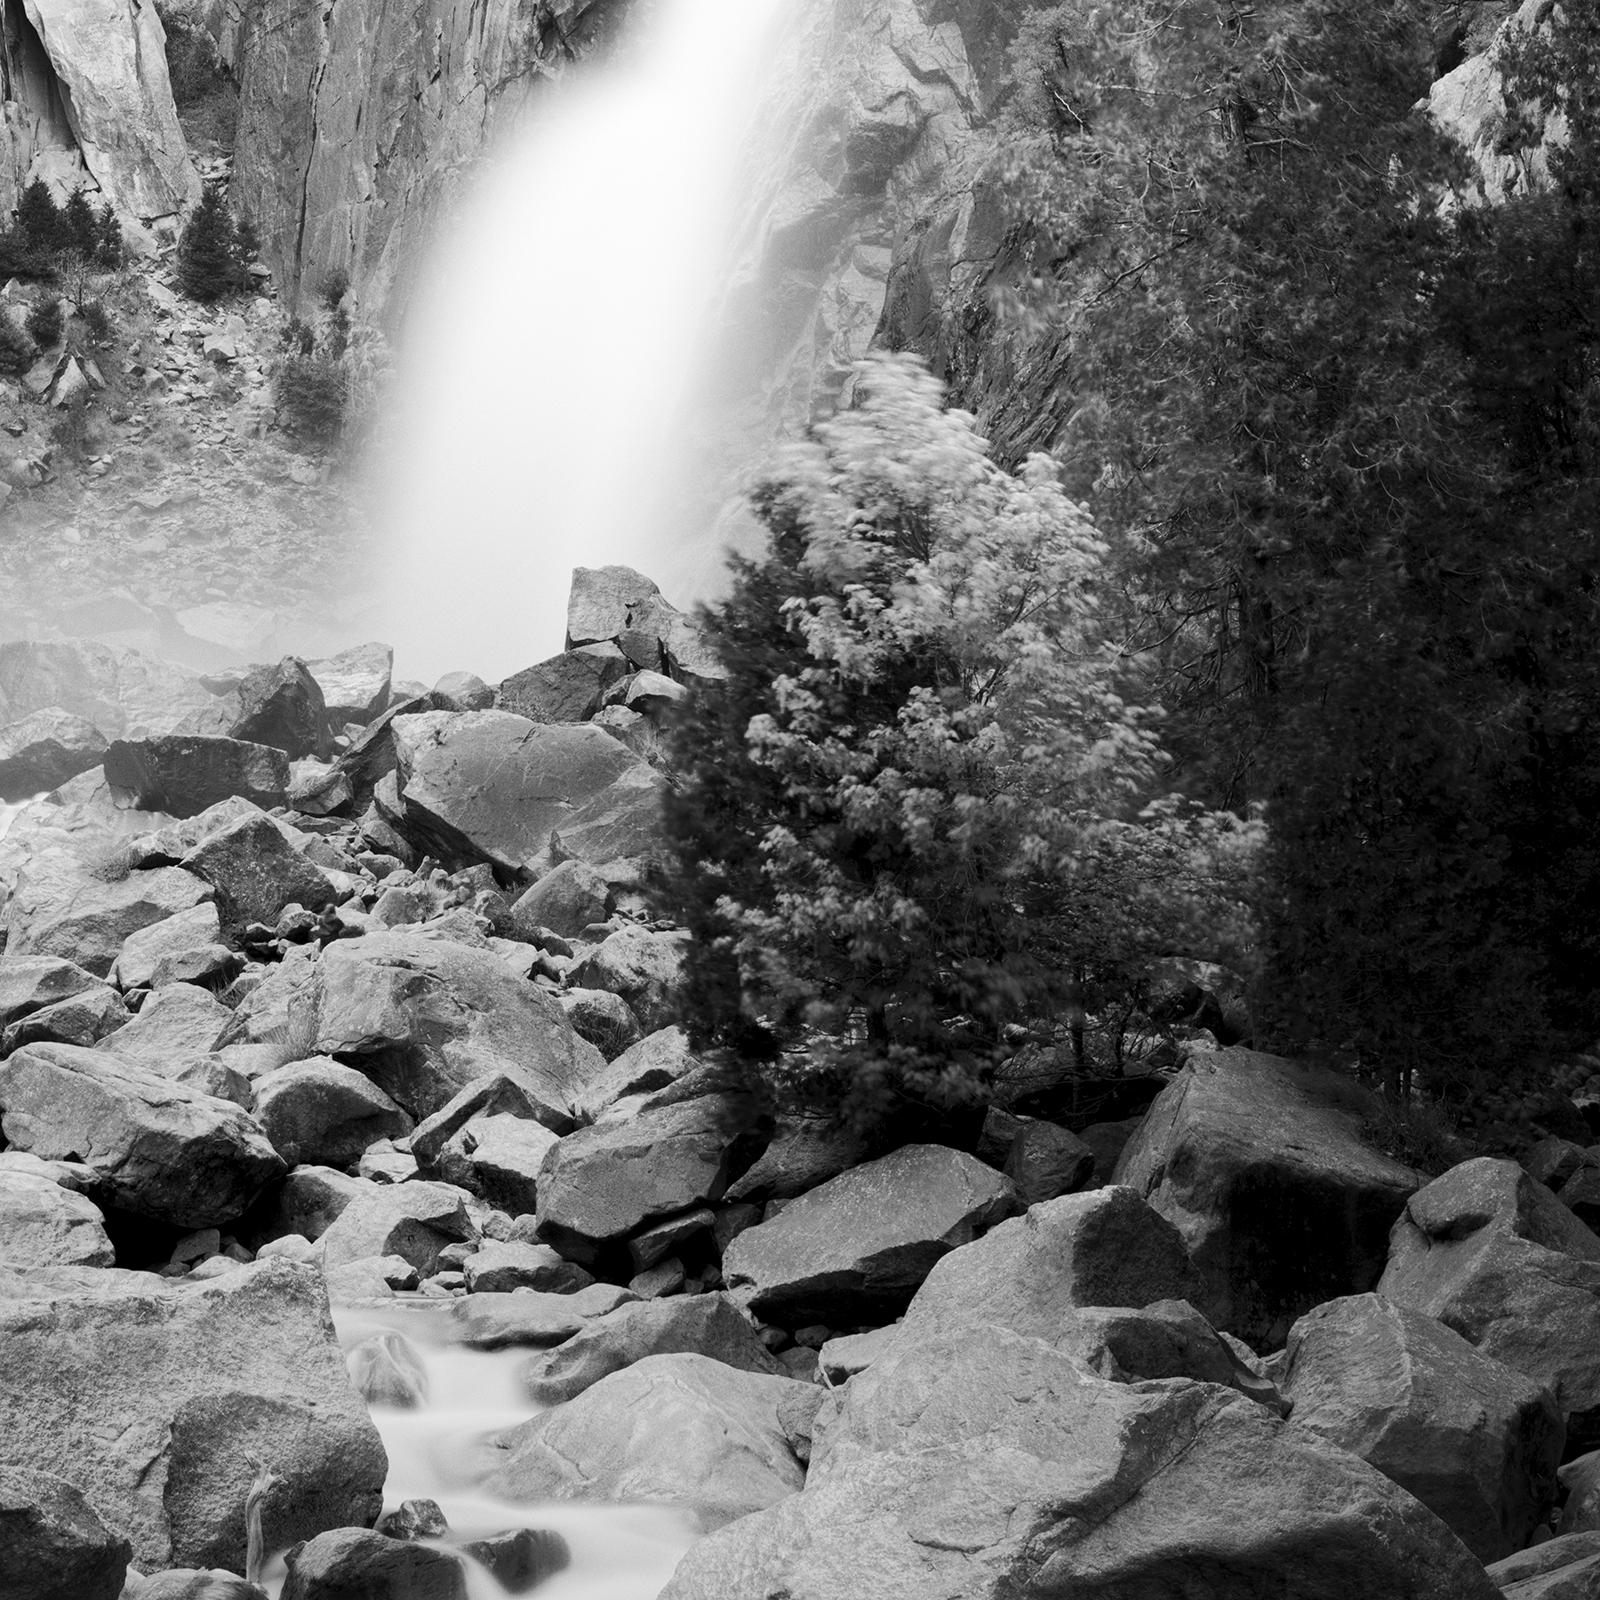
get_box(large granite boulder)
[310,930,605,1119]
[0,1260,386,1571]
[431,1113,558,1215]
[409,1073,574,1167]
[104,736,291,817]
[251,1058,411,1168]
[0,707,108,798]
[1115,1049,1422,1344]
[0,1042,285,1227]
[1282,1292,1564,1560]
[660,1324,1503,1600]
[570,1025,703,1123]
[4,852,212,976]
[496,645,630,724]
[217,657,331,758]
[314,1178,475,1275]
[722,1143,1018,1327]
[520,1291,783,1406]
[388,711,667,876]
[93,982,234,1068]
[0,982,129,1052]
[0,1163,114,1267]
[449,1283,638,1349]
[0,1464,130,1600]
[111,901,235,991]
[506,858,611,941]
[485,1353,808,1531]
[1380,1157,1600,1432]
[180,811,339,930]
[536,1089,771,1263]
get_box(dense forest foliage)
[660,0,1600,1138]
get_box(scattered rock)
[573,925,689,1033]
[315,1179,476,1275]
[449,1283,638,1349]
[0,1464,130,1600]
[111,901,235,990]
[496,645,629,723]
[180,811,338,931]
[252,1058,411,1167]
[461,1239,593,1294]
[280,1528,467,1600]
[0,1164,114,1268]
[0,708,108,798]
[104,735,291,816]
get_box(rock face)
[0,1041,285,1227]
[388,711,667,878]
[660,1324,1502,1600]
[722,1143,1018,1326]
[0,1260,386,1572]
[485,1353,808,1531]
[1281,1292,1564,1560]
[1115,1049,1421,1345]
[0,1464,131,1600]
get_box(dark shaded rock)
[104,736,290,816]
[1488,1532,1600,1599]
[0,954,103,1025]
[520,1290,782,1406]
[1003,1117,1095,1203]
[1282,1292,1564,1560]
[1115,1049,1422,1345]
[485,1353,808,1531]
[0,1260,386,1572]
[375,1498,448,1540]
[280,1528,467,1600]
[180,812,338,932]
[629,1205,714,1271]
[0,1464,130,1600]
[0,707,108,798]
[430,672,494,713]
[496,644,629,723]
[459,1528,570,1594]
[1525,1135,1593,1192]
[252,1058,411,1167]
[228,657,331,758]
[1561,1166,1600,1231]
[723,1144,1018,1327]
[1,983,129,1052]
[249,1165,365,1244]
[1560,1450,1600,1535]
[724,1112,867,1205]
[0,1042,285,1227]
[1076,1115,1146,1184]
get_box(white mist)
[368,0,788,685]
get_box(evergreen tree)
[177,183,241,301]
[13,178,62,254]
[61,188,98,257]
[94,203,123,269]
[24,296,62,349]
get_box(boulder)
[1559,1449,1600,1535]
[536,1090,771,1263]
[570,1025,701,1122]
[1282,1292,1564,1560]
[409,1072,573,1167]
[251,1058,411,1167]
[95,982,234,1068]
[225,657,330,758]
[4,853,212,976]
[1115,1049,1422,1344]
[449,1283,638,1349]
[0,1163,114,1268]
[249,1165,365,1244]
[566,565,664,648]
[0,1042,285,1227]
[1525,1135,1593,1192]
[111,901,235,990]
[306,642,393,726]
[723,1112,868,1205]
[315,1179,476,1275]
[0,1464,130,1600]
[461,1239,593,1294]
[1,982,129,1051]
[0,954,102,1025]
[431,1113,558,1214]
[347,1329,429,1410]
[660,1325,1503,1600]
[574,925,689,1033]
[1004,1117,1095,1203]
[895,1185,1205,1343]
[0,640,215,741]
[104,736,291,817]
[485,1353,808,1531]
[507,858,611,940]
[0,707,108,798]
[279,1527,467,1600]
[558,987,642,1060]
[431,671,495,712]
[459,1528,570,1593]
[1488,1533,1600,1599]
[1380,1157,1600,1431]
[722,1144,1019,1326]
[310,932,604,1120]
[0,1260,385,1572]
[519,1291,783,1405]
[495,644,629,724]
[389,711,667,876]
[180,811,339,931]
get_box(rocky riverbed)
[4,566,1600,1599]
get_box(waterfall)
[368,0,790,686]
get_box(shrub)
[24,297,62,349]
[77,300,114,348]
[273,349,346,445]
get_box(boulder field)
[2,568,1599,1598]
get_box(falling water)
[258,1305,700,1599]
[369,0,790,685]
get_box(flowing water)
[258,1304,701,1598]
[369,0,790,684]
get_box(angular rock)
[558,986,642,1061]
[4,853,212,976]
[1380,1157,1600,1429]
[111,901,234,990]
[1525,1135,1593,1192]
[0,1163,114,1268]
[570,1025,701,1122]
[96,982,233,1069]
[1,982,129,1051]
[104,736,291,817]
[495,644,629,724]
[306,642,394,726]
[486,1353,807,1531]
[279,1527,467,1600]
[1488,1532,1600,1599]
[311,933,603,1120]
[433,1113,558,1215]
[0,1464,130,1600]
[389,711,667,876]
[723,1144,1018,1326]
[1116,1048,1422,1344]
[660,1325,1502,1600]
[461,1239,593,1295]
[252,1057,411,1167]
[724,1112,868,1205]
[449,1283,637,1349]
[520,1290,782,1406]
[431,671,494,713]
[1004,1117,1095,1204]
[0,1260,385,1571]
[249,1165,366,1245]
[227,657,331,758]
[180,811,339,931]
[566,565,664,648]
[409,1072,574,1168]
[0,640,215,741]
[315,1179,475,1275]
[573,924,688,1033]
[0,707,108,798]
[507,858,611,940]
[536,1090,771,1262]
[0,1042,285,1227]
[0,954,103,1025]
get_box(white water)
[258,1305,699,1599]
[369,0,788,685]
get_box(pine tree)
[13,178,62,254]
[177,183,240,301]
[61,189,98,257]
[94,203,123,269]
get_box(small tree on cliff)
[660,353,1255,1130]
[177,183,248,301]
